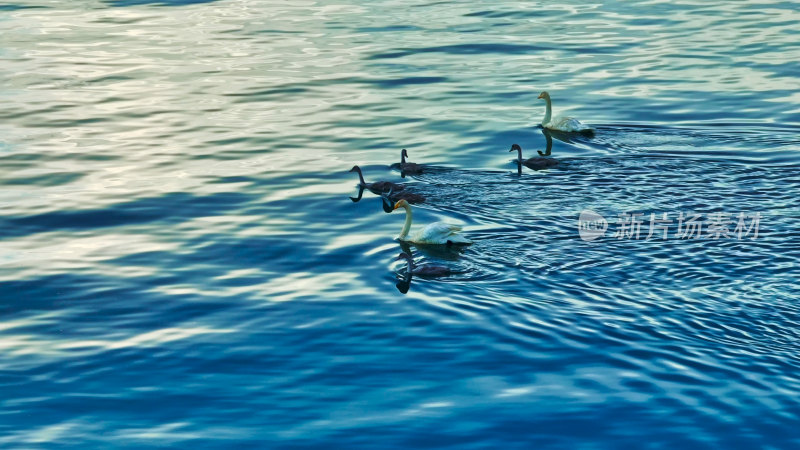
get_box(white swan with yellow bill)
[538,91,594,135]
[392,199,471,245]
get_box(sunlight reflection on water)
[1,0,799,447]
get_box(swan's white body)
[539,91,593,133]
[544,116,589,133]
[393,200,471,245]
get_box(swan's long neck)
[544,130,553,155]
[515,147,523,163]
[351,186,364,202]
[401,150,406,164]
[354,167,366,186]
[399,204,412,239]
[542,96,552,125]
[402,254,414,279]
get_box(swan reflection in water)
[397,239,466,261]
[538,128,554,156]
[350,185,366,203]
[395,278,412,294]
[350,185,395,212]
[350,185,425,212]
[537,123,597,147]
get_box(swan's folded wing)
[415,222,470,244]
[551,116,591,133]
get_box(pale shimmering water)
[1,0,799,447]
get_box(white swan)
[538,91,594,135]
[392,199,471,245]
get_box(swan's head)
[509,144,522,152]
[348,165,360,173]
[396,252,412,261]
[402,148,408,158]
[537,91,550,100]
[396,280,410,294]
[393,199,410,210]
[381,195,394,213]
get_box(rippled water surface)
[2,0,799,447]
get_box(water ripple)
[1,0,799,447]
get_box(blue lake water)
[1,0,799,447]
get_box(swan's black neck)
[350,186,365,202]
[353,166,366,186]
[396,280,410,294]
[402,253,415,277]
[401,149,407,164]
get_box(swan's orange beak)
[393,201,402,210]
[537,93,544,99]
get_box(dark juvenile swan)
[397,252,451,277]
[386,186,425,203]
[349,165,405,194]
[381,187,426,212]
[394,149,424,174]
[510,144,558,170]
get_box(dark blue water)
[1,0,799,447]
